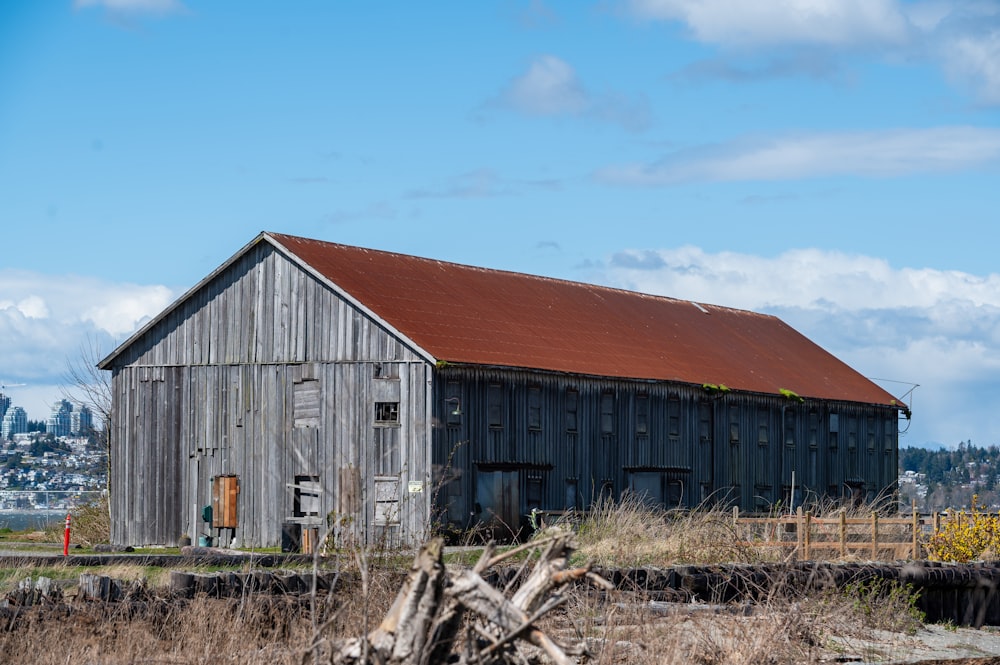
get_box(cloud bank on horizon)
[602,246,998,449]
[3,245,996,450]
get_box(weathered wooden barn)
[99,232,907,547]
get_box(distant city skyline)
[0,392,96,436]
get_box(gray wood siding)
[110,243,424,367]
[107,245,433,547]
[109,360,432,547]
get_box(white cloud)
[626,0,1000,104]
[626,0,911,47]
[601,246,1000,447]
[597,126,1000,184]
[501,56,590,115]
[493,55,652,131]
[0,270,176,419]
[941,29,1000,105]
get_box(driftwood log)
[331,531,611,665]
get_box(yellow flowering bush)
[925,496,1000,563]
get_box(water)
[0,511,64,532]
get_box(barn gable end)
[102,237,433,547]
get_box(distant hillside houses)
[0,435,107,510]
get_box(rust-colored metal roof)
[269,232,898,406]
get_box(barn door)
[476,470,521,541]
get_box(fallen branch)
[328,531,603,665]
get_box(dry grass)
[571,494,781,568]
[0,552,926,665]
[0,495,930,664]
[547,565,924,665]
[40,494,111,547]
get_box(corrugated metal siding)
[431,367,901,535]
[107,246,433,547]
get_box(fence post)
[804,509,812,560]
[839,510,847,558]
[871,512,878,560]
[933,511,940,535]
[795,506,803,557]
[911,503,920,559]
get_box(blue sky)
[1,0,999,449]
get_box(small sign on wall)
[407,481,425,493]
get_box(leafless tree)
[61,333,113,437]
[61,333,114,513]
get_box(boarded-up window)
[667,394,680,438]
[867,416,876,451]
[374,427,400,476]
[565,389,579,432]
[808,410,819,449]
[699,402,712,443]
[293,475,320,517]
[636,394,649,436]
[294,380,320,428]
[758,409,769,446]
[488,384,503,429]
[374,476,400,525]
[785,409,796,447]
[729,405,740,445]
[885,417,895,452]
[600,392,614,435]
[528,385,542,431]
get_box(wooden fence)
[733,506,943,560]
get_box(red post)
[63,513,71,556]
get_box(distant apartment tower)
[0,393,9,421]
[2,406,27,439]
[70,404,94,435]
[47,399,73,437]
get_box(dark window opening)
[293,475,320,517]
[564,478,578,510]
[526,470,543,511]
[446,381,462,427]
[375,402,399,425]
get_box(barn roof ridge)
[264,231,776,321]
[99,230,903,410]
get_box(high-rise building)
[47,399,73,438]
[0,393,9,421]
[2,406,27,439]
[70,404,94,435]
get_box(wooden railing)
[734,506,927,560]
